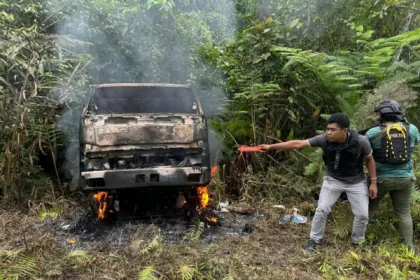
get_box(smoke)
[46,0,236,182]
[51,0,237,84]
[208,129,225,168]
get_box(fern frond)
[177,265,195,280]
[0,254,37,279]
[130,227,162,256]
[330,202,353,239]
[184,217,205,242]
[0,249,23,260]
[138,266,158,280]
[139,234,162,256]
[38,208,61,221]
[412,190,420,203]
[46,267,62,277]
[67,250,92,267]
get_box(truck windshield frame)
[88,86,199,115]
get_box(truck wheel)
[88,193,99,220]
[184,186,200,216]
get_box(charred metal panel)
[95,123,194,146]
[81,167,211,190]
[80,115,206,146]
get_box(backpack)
[371,123,412,164]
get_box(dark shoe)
[352,241,370,251]
[305,239,319,253]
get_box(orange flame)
[197,186,209,208]
[206,217,217,223]
[196,186,218,224]
[93,191,108,220]
[211,166,218,177]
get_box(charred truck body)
[79,84,210,215]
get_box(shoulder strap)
[369,125,386,141]
[348,131,363,148]
[359,124,379,136]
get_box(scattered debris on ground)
[1,196,419,279]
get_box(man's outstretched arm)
[259,140,310,151]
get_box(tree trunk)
[394,3,418,62]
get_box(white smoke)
[45,0,237,183]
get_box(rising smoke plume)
[45,0,236,182]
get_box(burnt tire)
[88,194,100,220]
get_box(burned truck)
[79,83,211,216]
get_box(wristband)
[370,177,377,180]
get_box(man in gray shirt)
[259,113,377,252]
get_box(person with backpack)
[366,100,419,251]
[259,113,378,252]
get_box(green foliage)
[38,208,61,221]
[138,266,159,280]
[318,257,335,277]
[330,202,354,239]
[386,265,406,280]
[147,0,175,13]
[205,18,341,153]
[177,265,196,280]
[208,19,420,144]
[0,250,37,279]
[0,0,89,202]
[354,80,418,130]
[239,165,318,203]
[130,226,163,257]
[184,216,205,242]
[411,189,420,232]
[303,148,324,178]
[140,235,163,256]
[206,6,420,190]
[66,250,92,268]
[357,28,420,81]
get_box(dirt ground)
[1,193,419,280]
